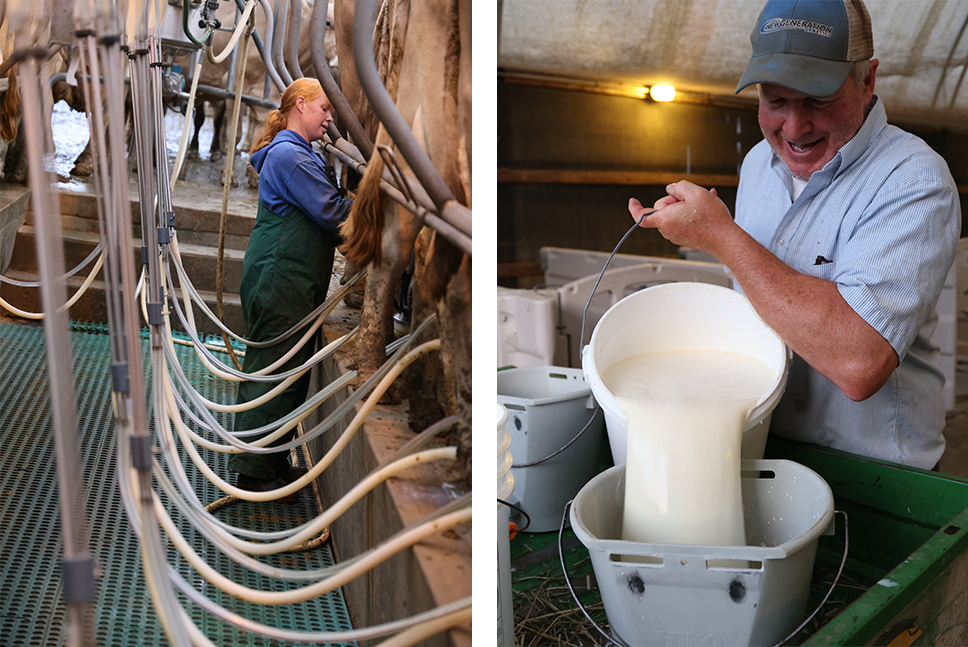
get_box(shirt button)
[778,239,785,247]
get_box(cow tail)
[339,144,386,268]
[1,64,21,142]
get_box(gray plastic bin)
[571,460,834,646]
[497,366,605,532]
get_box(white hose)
[0,251,105,319]
[162,359,349,452]
[156,497,469,603]
[168,340,441,505]
[375,607,473,647]
[170,59,203,191]
[162,324,349,413]
[205,0,257,64]
[167,235,336,381]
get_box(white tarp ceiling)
[498,0,968,129]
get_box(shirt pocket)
[803,258,837,280]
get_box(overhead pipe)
[47,70,276,110]
[271,0,293,86]
[352,0,472,241]
[240,0,286,93]
[323,137,471,255]
[310,0,373,159]
[230,0,273,89]
[284,0,304,80]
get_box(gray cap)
[735,0,873,98]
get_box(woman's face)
[294,92,335,142]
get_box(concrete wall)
[305,320,470,647]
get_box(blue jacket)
[249,129,352,233]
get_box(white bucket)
[571,459,834,647]
[582,282,789,464]
[496,403,516,647]
[497,366,605,532]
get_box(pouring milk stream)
[601,349,777,547]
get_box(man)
[629,0,961,469]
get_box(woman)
[229,78,353,495]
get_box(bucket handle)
[774,509,849,646]
[559,505,848,647]
[579,211,654,356]
[559,500,632,647]
[512,405,600,468]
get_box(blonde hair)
[250,77,325,153]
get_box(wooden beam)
[497,261,544,278]
[499,168,968,195]
[497,168,740,187]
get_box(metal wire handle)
[579,210,653,358]
[558,500,631,647]
[511,405,600,468]
[558,502,848,647]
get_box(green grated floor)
[0,321,355,646]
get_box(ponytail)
[250,109,287,153]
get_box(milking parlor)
[496,1,968,645]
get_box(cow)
[334,0,472,482]
[0,0,66,182]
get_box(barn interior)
[0,0,471,646]
[497,1,968,645]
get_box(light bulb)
[650,84,676,102]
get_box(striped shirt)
[735,97,961,468]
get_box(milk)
[601,349,776,547]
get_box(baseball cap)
[735,0,874,98]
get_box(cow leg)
[6,123,26,183]
[210,100,226,162]
[339,255,366,308]
[188,100,204,160]
[70,138,95,177]
[439,251,472,486]
[355,202,417,402]
[406,227,445,433]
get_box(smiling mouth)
[789,140,819,154]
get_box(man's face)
[757,61,877,180]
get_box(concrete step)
[38,178,259,250]
[0,267,245,336]
[8,225,245,295]
[0,186,30,273]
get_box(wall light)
[650,84,676,102]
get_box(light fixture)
[649,84,676,102]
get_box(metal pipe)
[185,82,279,109]
[310,0,372,159]
[285,0,303,79]
[231,0,270,83]
[271,0,293,85]
[20,51,96,647]
[225,2,242,92]
[328,135,472,247]
[80,35,122,365]
[48,72,277,115]
[253,0,287,93]
[352,0,471,234]
[150,38,174,229]
[323,139,471,255]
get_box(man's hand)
[628,181,733,256]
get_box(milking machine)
[5,0,472,643]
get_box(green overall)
[228,200,336,479]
